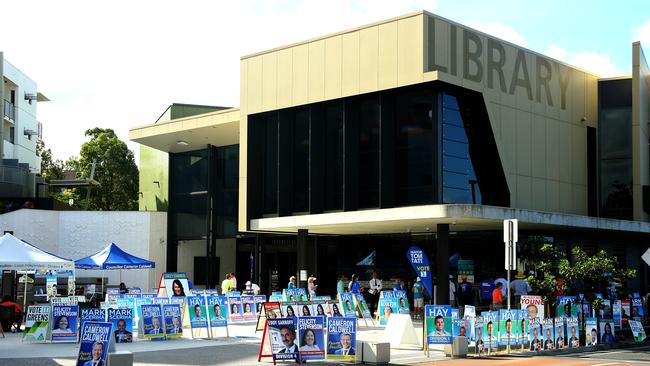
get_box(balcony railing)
[3,99,15,121]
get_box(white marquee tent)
[0,233,73,271]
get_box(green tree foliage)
[37,139,65,181]
[67,128,139,210]
[567,246,636,294]
[526,242,569,302]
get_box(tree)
[68,128,139,210]
[37,139,65,181]
[567,246,636,295]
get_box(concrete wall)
[632,42,650,222]
[0,209,167,291]
[176,238,237,287]
[138,145,168,212]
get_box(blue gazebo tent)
[75,243,155,291]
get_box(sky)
[1,0,649,162]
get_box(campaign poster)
[254,295,267,315]
[529,317,542,351]
[187,296,208,329]
[586,317,598,346]
[599,319,616,344]
[621,300,631,326]
[520,295,544,320]
[554,317,566,349]
[269,293,284,302]
[163,303,183,337]
[394,290,410,314]
[313,301,329,317]
[241,295,257,321]
[629,320,647,343]
[228,296,244,323]
[498,309,517,346]
[339,293,356,317]
[264,302,283,319]
[517,309,528,345]
[557,296,577,317]
[328,301,344,317]
[284,289,300,302]
[481,311,498,349]
[326,317,356,360]
[613,300,622,327]
[600,299,612,319]
[474,316,485,353]
[51,305,79,343]
[452,317,466,339]
[153,297,170,305]
[268,317,299,361]
[281,302,298,318]
[542,318,555,350]
[22,305,51,342]
[577,301,591,325]
[124,294,141,321]
[105,288,119,304]
[46,275,57,301]
[425,305,453,345]
[464,305,476,343]
[81,308,106,337]
[566,317,579,347]
[76,322,112,366]
[298,301,314,317]
[108,308,133,343]
[297,316,325,361]
[378,298,398,326]
[631,298,645,320]
[162,272,191,298]
[141,304,165,340]
[354,294,371,319]
[295,288,308,301]
[207,296,228,328]
[406,246,433,297]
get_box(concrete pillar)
[436,224,450,305]
[297,229,309,289]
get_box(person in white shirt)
[368,272,382,317]
[449,275,457,307]
[510,272,532,304]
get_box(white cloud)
[542,45,623,77]
[1,0,438,162]
[633,18,650,48]
[470,23,528,47]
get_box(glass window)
[263,114,278,215]
[358,94,381,208]
[293,108,310,213]
[215,145,239,237]
[325,102,344,211]
[169,149,209,240]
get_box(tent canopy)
[75,242,155,270]
[0,233,74,271]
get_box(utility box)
[443,336,468,358]
[356,341,391,364]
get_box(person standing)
[221,274,233,294]
[368,272,382,317]
[229,273,238,291]
[337,274,346,295]
[349,274,362,294]
[288,276,297,289]
[449,275,457,307]
[510,272,532,305]
[412,277,425,320]
[307,276,317,297]
[458,275,473,306]
[492,282,503,310]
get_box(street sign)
[503,219,517,271]
[642,248,650,266]
[503,219,518,243]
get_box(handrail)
[3,99,15,121]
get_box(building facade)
[130,11,650,299]
[1,52,48,199]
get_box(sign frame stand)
[257,320,276,365]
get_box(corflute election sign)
[326,317,356,360]
[76,321,112,366]
[406,246,432,297]
[425,305,453,345]
[51,305,79,343]
[108,308,133,343]
[23,305,51,342]
[297,316,325,361]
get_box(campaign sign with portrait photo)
[163,303,183,338]
[207,296,228,328]
[554,317,566,349]
[326,317,356,360]
[474,316,485,353]
[529,317,542,351]
[481,311,498,349]
[542,318,555,350]
[378,298,398,326]
[141,304,165,340]
[586,317,598,346]
[339,293,357,317]
[283,288,300,302]
[354,294,371,319]
[516,309,528,345]
[312,301,329,318]
[268,317,299,361]
[22,305,51,342]
[631,298,645,320]
[613,300,622,327]
[452,317,466,339]
[599,319,616,344]
[520,295,544,320]
[254,295,267,315]
[161,272,191,299]
[241,295,257,321]
[566,317,579,347]
[629,320,647,343]
[600,299,612,319]
[282,302,298,319]
[297,301,315,317]
[76,321,113,366]
[557,296,577,318]
[228,296,244,323]
[498,309,517,346]
[576,301,591,325]
[394,290,410,314]
[425,305,453,345]
[297,316,325,361]
[328,301,344,318]
[51,305,79,343]
[108,308,133,343]
[621,300,631,326]
[188,296,208,329]
[80,309,106,339]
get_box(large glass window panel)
[169,149,209,240]
[263,115,278,214]
[358,94,380,208]
[599,108,632,160]
[325,102,344,211]
[215,144,239,237]
[293,108,310,213]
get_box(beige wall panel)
[571,124,586,185]
[515,110,532,176]
[558,121,572,183]
[308,40,326,103]
[341,32,360,96]
[397,15,423,86]
[240,59,249,115]
[247,56,263,114]
[559,182,573,213]
[262,53,278,111]
[460,32,486,92]
[507,173,517,206]
[378,22,398,90]
[486,102,501,141]
[292,44,309,106]
[545,118,559,181]
[515,52,534,112]
[516,175,532,209]
[324,36,343,100]
[585,75,599,125]
[531,114,546,178]
[546,180,560,212]
[531,178,547,211]
[573,185,587,215]
[277,48,294,109]
[500,106,516,175]
[359,27,379,93]
[569,71,586,125]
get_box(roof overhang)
[250,204,650,235]
[129,108,240,153]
